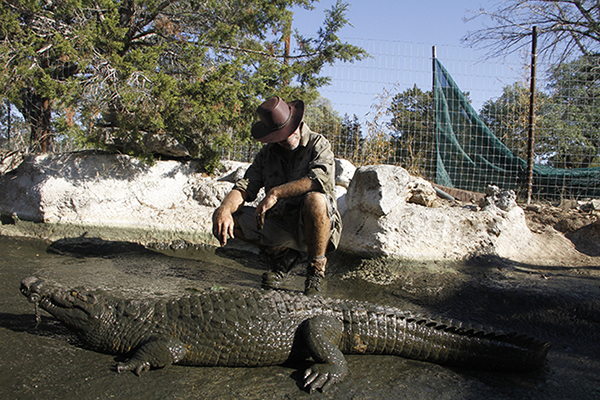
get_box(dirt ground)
[1,199,599,399]
[521,200,600,262]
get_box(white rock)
[339,165,537,260]
[406,177,438,207]
[0,153,215,240]
[334,158,356,189]
[0,154,561,261]
[345,165,411,217]
[214,160,250,182]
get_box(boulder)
[0,154,352,247]
[0,153,567,261]
[334,158,356,188]
[143,133,190,158]
[0,152,216,243]
[339,165,538,260]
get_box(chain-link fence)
[298,40,600,201]
[3,39,600,200]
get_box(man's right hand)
[212,206,235,246]
[211,189,246,246]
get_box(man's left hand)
[255,191,278,230]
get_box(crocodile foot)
[303,363,348,393]
[115,336,187,376]
[116,360,151,376]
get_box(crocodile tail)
[343,309,550,371]
[393,315,550,371]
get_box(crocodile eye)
[70,290,88,301]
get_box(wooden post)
[527,26,537,204]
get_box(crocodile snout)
[20,277,43,303]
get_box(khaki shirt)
[234,122,341,249]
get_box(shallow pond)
[1,235,599,399]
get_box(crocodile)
[20,277,550,392]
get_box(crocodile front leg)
[302,315,348,393]
[116,336,187,376]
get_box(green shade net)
[433,58,600,198]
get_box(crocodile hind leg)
[116,336,187,376]
[302,315,348,393]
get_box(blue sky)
[293,0,492,45]
[291,1,529,118]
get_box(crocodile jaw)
[20,277,100,330]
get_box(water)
[1,235,599,399]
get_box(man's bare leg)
[302,192,331,296]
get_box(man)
[212,96,342,296]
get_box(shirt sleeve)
[306,135,336,195]
[233,147,266,202]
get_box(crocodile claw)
[116,360,151,376]
[303,363,348,393]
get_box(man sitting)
[212,96,342,296]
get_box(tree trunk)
[21,88,53,153]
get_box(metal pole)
[432,46,437,182]
[6,99,11,147]
[432,46,437,90]
[527,27,537,204]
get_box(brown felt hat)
[251,97,305,143]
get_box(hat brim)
[251,100,304,143]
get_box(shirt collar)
[299,122,310,147]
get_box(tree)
[304,96,342,146]
[479,81,556,160]
[480,82,533,159]
[544,53,600,168]
[303,96,364,163]
[464,0,600,62]
[479,54,600,169]
[337,113,362,163]
[388,85,434,176]
[0,0,366,169]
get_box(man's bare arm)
[212,189,246,246]
[255,177,320,229]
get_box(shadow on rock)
[565,222,600,257]
[0,313,83,347]
[47,236,151,258]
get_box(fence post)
[6,99,11,147]
[527,26,537,204]
[432,45,437,86]
[432,46,437,183]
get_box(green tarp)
[433,58,600,198]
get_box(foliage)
[0,101,28,150]
[388,85,434,176]
[480,82,530,158]
[480,54,600,169]
[544,53,600,168]
[361,88,393,166]
[337,113,363,164]
[386,85,472,177]
[304,96,342,141]
[304,97,364,164]
[0,0,367,169]
[479,82,552,161]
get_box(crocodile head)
[20,277,103,331]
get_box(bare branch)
[464,0,600,63]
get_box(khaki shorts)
[234,192,338,253]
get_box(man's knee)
[302,192,328,216]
